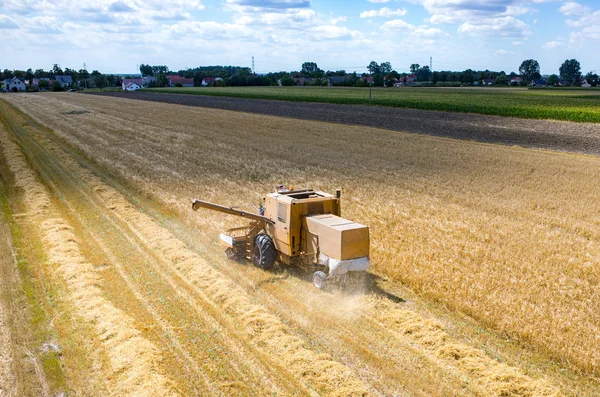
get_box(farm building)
[510,76,522,85]
[168,76,194,87]
[3,77,26,92]
[124,82,141,91]
[55,75,73,87]
[327,76,347,86]
[292,77,313,85]
[581,79,592,88]
[122,78,143,90]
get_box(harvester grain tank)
[192,186,370,289]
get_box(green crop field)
[144,86,600,123]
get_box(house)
[32,78,51,88]
[581,79,592,88]
[168,75,194,87]
[292,77,313,85]
[123,81,141,91]
[483,79,494,86]
[406,74,417,83]
[3,77,26,92]
[122,78,143,90]
[202,77,222,86]
[530,78,547,86]
[510,76,522,85]
[360,76,373,84]
[327,76,347,86]
[55,75,73,87]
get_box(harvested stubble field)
[145,86,600,123]
[0,92,598,396]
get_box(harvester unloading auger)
[192,186,370,289]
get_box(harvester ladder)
[245,221,261,260]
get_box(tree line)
[0,64,125,90]
[3,58,596,91]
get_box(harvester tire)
[252,234,276,270]
[313,271,327,290]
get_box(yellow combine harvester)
[192,186,370,289]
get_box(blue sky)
[0,0,598,75]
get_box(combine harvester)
[192,186,370,289]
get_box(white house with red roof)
[510,76,522,85]
[122,78,143,90]
[124,81,141,91]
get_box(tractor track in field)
[0,95,566,396]
[90,91,600,156]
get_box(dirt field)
[93,91,600,155]
[1,92,599,396]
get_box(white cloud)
[458,16,531,38]
[559,2,591,16]
[542,40,562,48]
[162,20,252,39]
[226,0,310,9]
[495,49,514,55]
[24,16,63,33]
[0,14,19,29]
[565,9,600,27]
[367,0,390,3]
[311,25,364,40]
[360,7,407,18]
[569,24,600,45]
[512,40,524,45]
[330,16,347,24]
[233,8,316,26]
[381,18,449,45]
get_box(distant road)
[90,91,600,156]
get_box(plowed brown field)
[0,92,598,396]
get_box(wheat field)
[1,92,599,395]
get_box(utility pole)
[429,57,432,82]
[83,62,87,90]
[252,56,255,74]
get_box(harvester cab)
[192,186,370,289]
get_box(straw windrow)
[0,120,177,397]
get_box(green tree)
[559,59,581,86]
[3,69,14,79]
[38,79,50,90]
[52,63,63,75]
[379,62,392,75]
[417,66,431,82]
[432,71,439,84]
[25,68,34,85]
[139,64,153,76]
[494,75,508,85]
[519,59,540,82]
[151,65,169,75]
[387,70,400,80]
[584,71,598,86]
[460,69,474,84]
[280,76,295,86]
[410,64,420,74]
[156,74,169,87]
[367,61,380,75]
[547,74,559,86]
[301,62,321,76]
[93,74,107,89]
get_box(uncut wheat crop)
[6,92,600,378]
